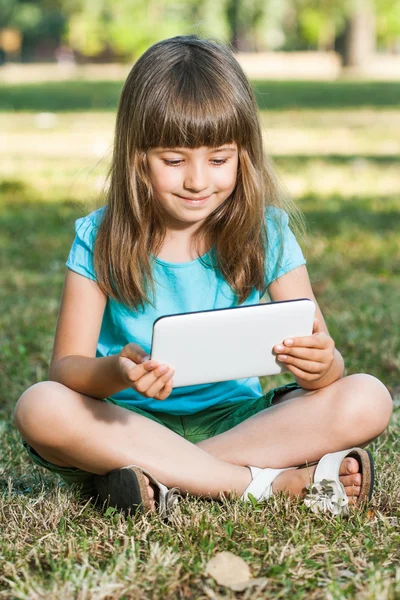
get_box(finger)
[134,365,174,395]
[121,359,158,383]
[141,359,161,371]
[280,333,330,350]
[279,363,313,380]
[145,368,175,398]
[152,373,174,400]
[132,363,170,389]
[275,346,327,362]
[277,355,322,375]
[153,378,174,401]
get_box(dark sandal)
[94,464,181,519]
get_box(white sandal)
[304,447,374,515]
[241,466,295,502]
[241,447,374,516]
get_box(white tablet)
[150,298,316,387]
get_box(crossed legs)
[14,374,392,503]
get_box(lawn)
[0,80,399,599]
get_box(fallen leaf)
[205,551,251,590]
[205,551,268,592]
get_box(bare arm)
[49,269,126,399]
[268,265,345,390]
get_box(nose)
[183,162,208,194]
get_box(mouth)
[178,194,211,206]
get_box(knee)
[14,381,69,447]
[341,374,393,438]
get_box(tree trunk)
[343,0,376,67]
[226,0,241,50]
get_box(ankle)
[220,466,252,500]
[272,466,317,498]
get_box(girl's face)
[146,144,239,231]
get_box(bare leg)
[14,381,251,500]
[195,374,392,501]
[195,374,392,467]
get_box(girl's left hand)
[273,318,335,383]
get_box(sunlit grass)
[1,109,400,204]
[1,90,399,598]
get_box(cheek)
[217,166,237,192]
[149,167,177,194]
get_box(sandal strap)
[313,448,358,485]
[125,464,181,518]
[241,466,293,502]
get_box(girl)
[14,35,392,519]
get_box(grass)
[0,80,400,111]
[0,80,400,598]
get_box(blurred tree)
[0,0,66,61]
[226,0,241,49]
[2,0,400,62]
[294,0,347,50]
[226,0,275,51]
[285,0,400,57]
[375,0,400,50]
[342,0,376,66]
[0,0,18,26]
[64,0,226,60]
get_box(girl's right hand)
[118,343,175,401]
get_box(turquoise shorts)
[22,382,301,498]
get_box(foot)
[272,457,362,505]
[143,475,156,512]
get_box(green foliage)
[1,1,66,41]
[11,3,42,32]
[2,0,400,58]
[375,0,400,46]
[295,0,347,48]
[65,0,228,60]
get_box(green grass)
[0,82,399,598]
[0,79,400,111]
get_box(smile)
[178,195,211,206]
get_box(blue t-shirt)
[66,206,306,414]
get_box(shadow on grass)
[1,183,399,274]
[0,185,86,272]
[299,193,400,237]
[0,80,399,112]
[273,154,400,165]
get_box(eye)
[211,158,228,166]
[163,159,183,166]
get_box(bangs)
[137,63,251,150]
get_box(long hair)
[94,35,306,309]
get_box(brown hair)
[94,35,305,309]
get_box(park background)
[1,1,400,598]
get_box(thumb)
[121,343,150,365]
[120,357,135,370]
[139,354,151,364]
